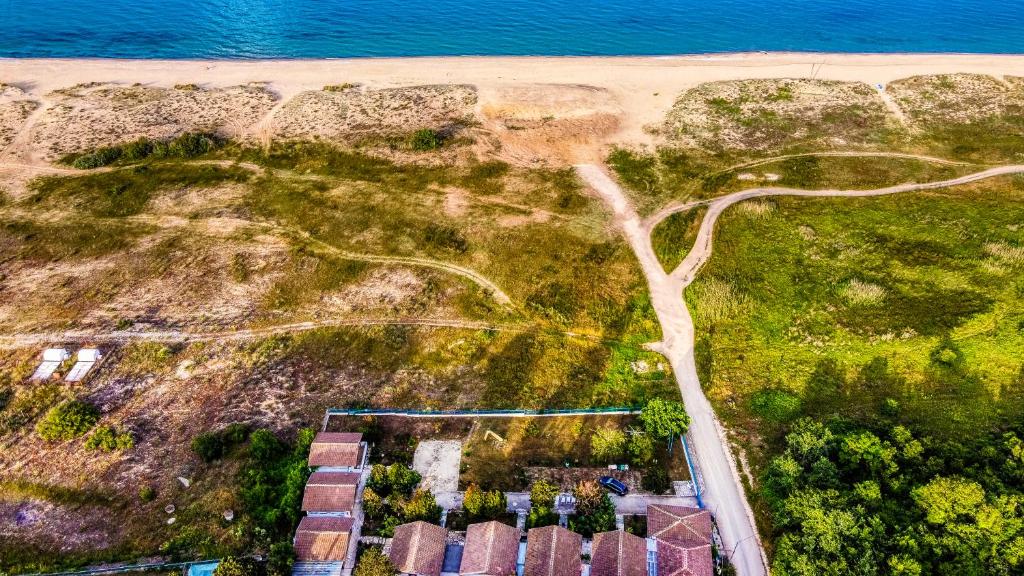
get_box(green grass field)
[688,176,1024,453]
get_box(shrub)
[410,129,442,151]
[84,424,134,451]
[355,547,397,576]
[213,557,259,576]
[36,400,100,441]
[191,431,224,462]
[591,427,627,462]
[121,138,155,161]
[400,489,442,523]
[249,428,285,461]
[71,146,122,169]
[167,132,218,158]
[423,223,468,253]
[139,485,156,502]
[367,463,421,497]
[569,480,616,536]
[642,466,671,494]
[527,479,560,528]
[267,542,297,576]
[191,423,249,462]
[628,433,656,465]
[463,483,508,520]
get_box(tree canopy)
[639,398,690,439]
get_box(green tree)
[591,427,627,462]
[36,400,99,441]
[464,484,507,520]
[363,487,385,519]
[401,489,442,523]
[569,480,616,536]
[639,399,690,440]
[527,479,559,528]
[267,542,296,576]
[355,547,398,576]
[627,432,656,465]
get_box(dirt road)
[576,161,1024,576]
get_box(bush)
[355,547,397,576]
[191,423,251,462]
[139,485,156,502]
[249,428,285,461]
[628,433,656,465]
[367,463,421,497]
[36,400,100,441]
[84,425,134,451]
[400,489,442,523]
[167,132,218,158]
[267,542,296,576]
[527,479,560,528]
[591,427,627,462]
[642,466,671,494]
[423,223,468,253]
[410,129,442,151]
[71,146,122,169]
[213,557,259,576]
[121,138,155,161]
[569,480,616,536]
[463,483,508,520]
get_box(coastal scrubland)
[0,85,668,570]
[3,65,1024,574]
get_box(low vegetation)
[36,400,100,441]
[363,464,441,536]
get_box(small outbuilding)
[31,348,70,381]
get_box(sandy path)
[577,161,1024,576]
[576,163,768,576]
[0,317,520,349]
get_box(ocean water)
[1,0,1023,59]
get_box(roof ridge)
[616,531,625,576]
[547,526,559,576]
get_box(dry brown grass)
[665,79,901,152]
[32,83,278,158]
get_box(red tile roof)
[460,521,522,576]
[524,525,581,576]
[301,471,361,513]
[648,504,713,576]
[590,531,647,576]
[309,432,363,468]
[294,515,354,562]
[389,521,448,576]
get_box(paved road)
[577,161,1024,576]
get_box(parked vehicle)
[599,476,628,496]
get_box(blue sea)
[1,0,1023,59]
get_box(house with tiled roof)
[590,530,648,576]
[389,521,449,576]
[460,521,523,576]
[301,470,361,515]
[294,515,354,562]
[647,504,713,576]
[308,432,364,469]
[524,525,582,576]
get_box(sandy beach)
[4,53,1024,152]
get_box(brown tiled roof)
[590,531,647,576]
[647,505,713,576]
[301,471,361,513]
[460,521,522,576]
[524,525,581,576]
[309,432,363,468]
[294,515,354,562]
[388,521,448,576]
[654,541,712,576]
[647,505,711,545]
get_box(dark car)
[599,476,628,496]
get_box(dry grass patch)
[665,79,901,152]
[32,83,277,158]
[888,74,1024,125]
[272,84,477,142]
[0,83,39,149]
